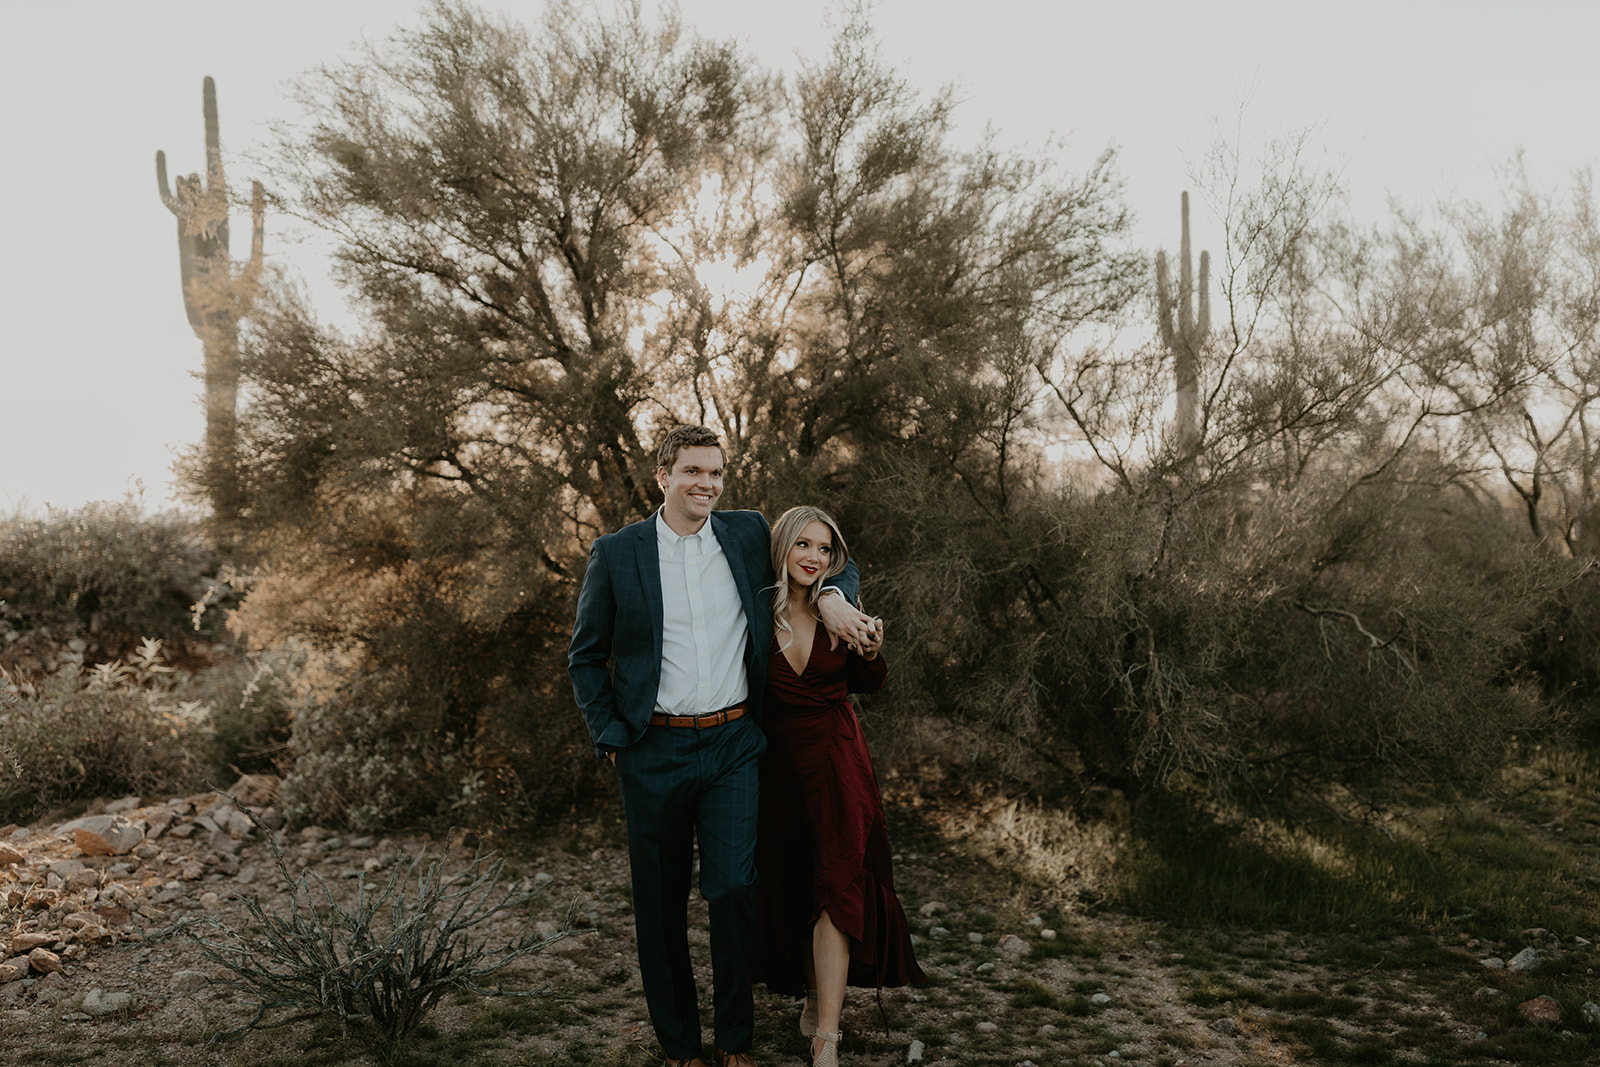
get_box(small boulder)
[1209,1016,1238,1035]
[917,901,948,917]
[1519,996,1562,1023]
[1581,1001,1600,1025]
[0,845,22,867]
[228,774,280,808]
[74,817,143,857]
[1090,993,1112,1006]
[974,1021,997,1034]
[104,796,141,814]
[10,933,53,954]
[81,988,132,1016]
[28,947,63,974]
[1507,947,1541,972]
[997,934,1031,958]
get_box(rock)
[0,965,17,985]
[167,823,196,840]
[259,808,286,831]
[10,933,53,954]
[1090,992,1112,1006]
[95,905,131,927]
[1508,947,1541,972]
[1037,1023,1058,1036]
[1479,957,1505,969]
[28,947,63,974]
[63,912,98,930]
[198,892,221,909]
[997,934,1031,958]
[235,865,257,886]
[967,932,984,944]
[1582,1001,1600,1025]
[1519,996,1562,1023]
[81,988,132,1016]
[974,1021,997,1033]
[298,825,330,842]
[905,1039,925,1064]
[349,835,377,849]
[104,796,141,814]
[69,869,99,888]
[220,809,255,839]
[918,901,947,917]
[535,920,561,940]
[49,859,87,879]
[1522,927,1560,947]
[1474,986,1507,1000]
[228,774,280,808]
[1040,929,1057,940]
[142,811,174,838]
[74,817,144,857]
[975,962,995,973]
[0,845,22,867]
[928,927,949,939]
[1210,1016,1238,1035]
[532,871,554,887]
[178,863,205,882]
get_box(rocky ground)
[0,781,1593,1065]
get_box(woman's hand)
[856,616,884,659]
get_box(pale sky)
[3,0,1595,514]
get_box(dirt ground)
[0,785,1578,1066]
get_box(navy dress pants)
[616,715,766,1060]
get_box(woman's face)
[785,520,835,590]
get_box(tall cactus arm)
[203,76,231,254]
[1155,251,1175,349]
[1177,191,1194,337]
[1197,249,1211,337]
[156,149,179,214]
[237,180,267,312]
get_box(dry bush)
[0,639,213,819]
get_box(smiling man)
[568,425,877,1067]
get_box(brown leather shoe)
[714,1049,757,1067]
[664,1057,709,1067]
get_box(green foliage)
[152,825,563,1064]
[0,499,230,658]
[0,638,212,820]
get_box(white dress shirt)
[654,511,750,716]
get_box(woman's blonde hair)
[770,505,850,650]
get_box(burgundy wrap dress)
[753,620,925,996]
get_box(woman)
[753,506,925,1067]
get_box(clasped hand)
[818,594,884,657]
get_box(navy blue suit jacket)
[568,509,858,756]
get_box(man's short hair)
[656,425,725,473]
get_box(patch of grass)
[1003,978,1056,1009]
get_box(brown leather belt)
[649,703,748,729]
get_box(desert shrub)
[0,499,236,664]
[186,647,301,775]
[238,491,602,832]
[0,638,214,819]
[153,826,563,1063]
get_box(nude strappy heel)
[811,1027,841,1067]
[799,986,819,1038]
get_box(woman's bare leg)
[811,909,849,1055]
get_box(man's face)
[658,445,724,532]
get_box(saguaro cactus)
[156,76,264,524]
[1155,192,1208,456]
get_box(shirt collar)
[655,508,715,550]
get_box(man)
[569,426,878,1067]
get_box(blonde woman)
[752,506,924,1067]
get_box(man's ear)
[656,466,668,490]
